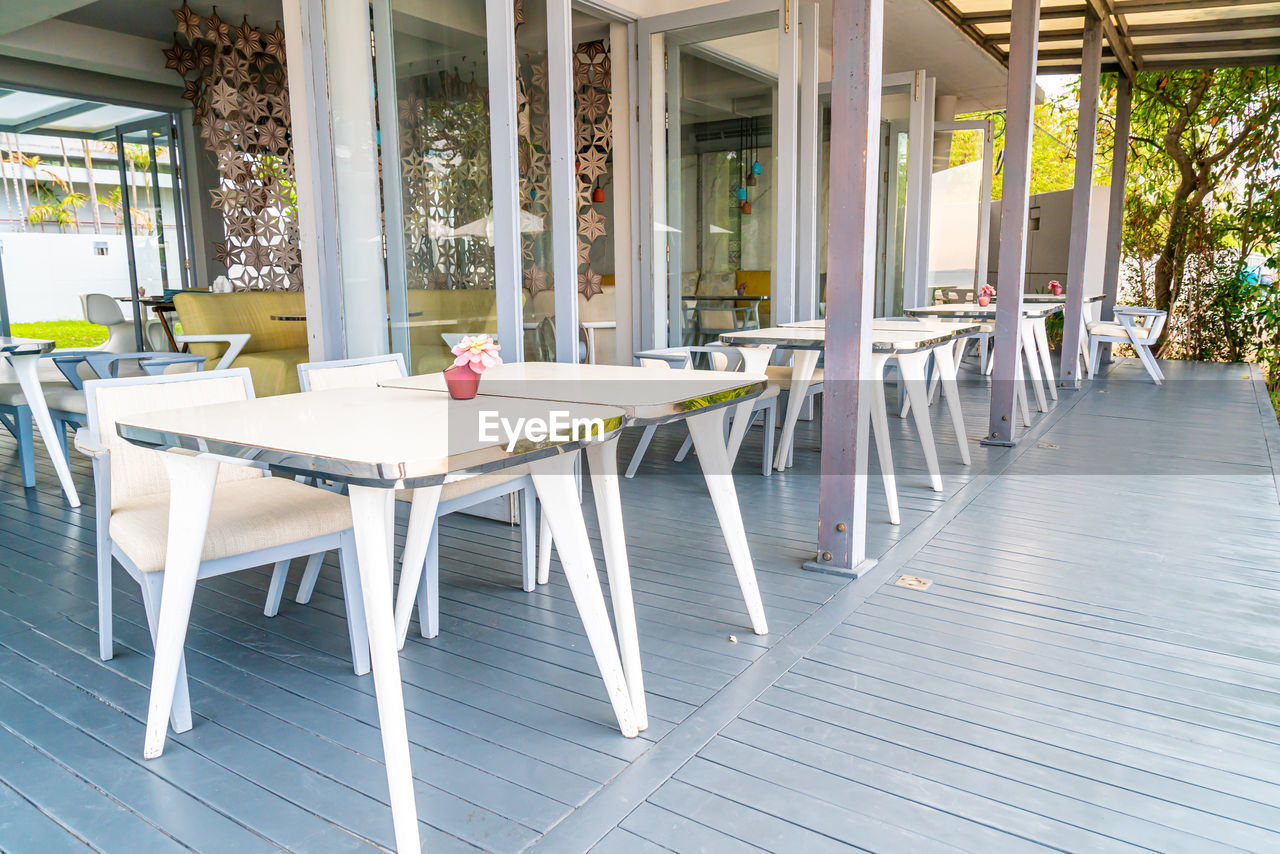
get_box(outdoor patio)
[1,354,1278,852]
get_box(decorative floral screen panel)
[167,3,300,291]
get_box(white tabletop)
[905,301,1062,321]
[0,337,55,357]
[116,386,626,487]
[721,322,975,353]
[381,362,767,424]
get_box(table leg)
[870,354,900,525]
[348,484,422,854]
[686,409,769,635]
[393,485,443,650]
[1016,346,1033,427]
[724,398,755,467]
[774,349,819,471]
[584,437,648,730]
[1033,318,1058,400]
[529,451,638,737]
[931,343,971,466]
[156,307,182,353]
[1020,318,1048,412]
[896,351,944,492]
[8,353,80,507]
[1079,315,1093,378]
[144,453,219,759]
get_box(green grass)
[11,321,107,349]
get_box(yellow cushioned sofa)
[405,288,499,374]
[173,291,309,396]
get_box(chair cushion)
[1087,321,1152,341]
[232,347,311,396]
[765,365,824,389]
[111,476,352,574]
[0,380,78,408]
[172,291,308,355]
[43,385,87,415]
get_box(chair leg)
[263,559,291,617]
[415,524,441,640]
[337,533,370,675]
[16,406,34,489]
[674,432,693,462]
[763,404,775,477]
[624,424,657,478]
[295,552,324,604]
[537,506,553,585]
[97,543,114,660]
[139,573,193,734]
[1135,344,1164,385]
[519,487,536,593]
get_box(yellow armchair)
[172,291,309,396]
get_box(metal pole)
[984,0,1040,446]
[116,128,146,352]
[166,115,192,291]
[486,0,524,361]
[147,134,170,293]
[807,0,882,577]
[795,1,821,321]
[0,241,10,338]
[1059,14,1103,389]
[773,0,800,326]
[1100,73,1132,363]
[548,0,580,363]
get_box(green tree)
[1114,67,1280,322]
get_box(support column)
[487,0,525,359]
[984,0,1040,446]
[807,0,882,577]
[1058,13,1103,389]
[1100,74,1133,363]
[548,0,580,363]
[795,1,821,322]
[773,1,800,326]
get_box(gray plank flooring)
[1,355,1278,852]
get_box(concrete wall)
[987,185,1112,295]
[0,232,142,322]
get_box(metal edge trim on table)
[719,330,966,354]
[0,338,55,356]
[115,418,627,489]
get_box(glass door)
[639,3,793,350]
[116,117,192,349]
[927,119,994,302]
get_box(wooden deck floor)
[1,356,1278,852]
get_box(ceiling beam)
[1140,53,1280,69]
[959,5,1087,25]
[1114,0,1280,12]
[1084,0,1137,78]
[1128,13,1280,37]
[1134,35,1280,55]
[985,29,1084,45]
[923,0,1011,65]
[11,100,97,133]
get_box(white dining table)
[381,361,771,732]
[721,320,978,498]
[116,386,637,854]
[1,337,79,506]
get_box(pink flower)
[450,334,503,373]
[1048,280,1063,295]
[979,284,996,298]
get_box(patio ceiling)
[0,88,166,139]
[926,0,1280,75]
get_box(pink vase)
[444,364,480,400]
[978,295,991,307]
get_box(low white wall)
[0,233,135,322]
[987,185,1112,295]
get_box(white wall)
[1,232,134,322]
[987,185,1112,294]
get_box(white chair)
[75,368,370,736]
[295,355,539,644]
[80,293,135,354]
[1087,307,1167,385]
[624,346,732,477]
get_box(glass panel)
[927,126,986,302]
[387,0,498,374]
[570,7,617,364]
[662,23,778,350]
[514,0,557,361]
